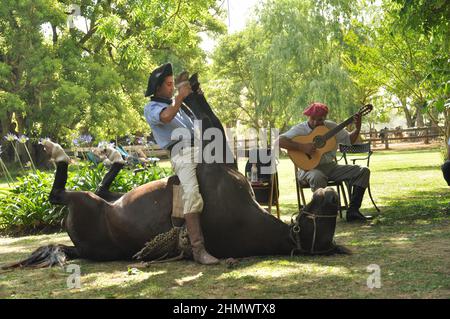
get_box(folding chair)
[118,145,159,167]
[245,149,280,219]
[86,151,101,167]
[338,143,380,212]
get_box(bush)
[0,163,172,235]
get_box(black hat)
[145,63,173,97]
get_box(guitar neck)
[323,116,355,141]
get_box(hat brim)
[145,63,173,97]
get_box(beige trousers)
[170,146,204,214]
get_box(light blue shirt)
[144,100,195,149]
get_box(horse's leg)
[95,162,125,201]
[49,161,69,205]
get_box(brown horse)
[2,74,349,269]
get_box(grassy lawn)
[0,147,449,298]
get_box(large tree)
[342,0,449,141]
[209,0,359,134]
[0,0,225,146]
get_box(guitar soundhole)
[313,135,326,148]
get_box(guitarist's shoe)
[346,186,373,222]
[346,209,372,222]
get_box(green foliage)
[70,162,172,193]
[0,0,225,144]
[0,163,172,234]
[0,170,65,233]
[341,0,449,140]
[209,0,359,132]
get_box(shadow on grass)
[376,165,443,173]
[370,148,442,156]
[1,222,449,298]
[368,188,449,226]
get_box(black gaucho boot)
[95,162,124,199]
[346,186,373,222]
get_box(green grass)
[0,148,449,299]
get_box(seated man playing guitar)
[278,102,373,222]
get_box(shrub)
[0,163,172,235]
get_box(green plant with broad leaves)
[0,170,66,234]
[0,163,172,234]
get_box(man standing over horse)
[278,102,373,222]
[143,63,219,265]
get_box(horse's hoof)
[41,139,70,163]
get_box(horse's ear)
[323,187,338,209]
[189,73,200,92]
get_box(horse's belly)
[105,184,174,255]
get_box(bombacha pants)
[170,146,204,214]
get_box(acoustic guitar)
[287,104,373,171]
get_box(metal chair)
[294,166,349,218]
[338,143,380,212]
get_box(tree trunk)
[416,109,424,127]
[401,98,415,127]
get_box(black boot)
[95,162,124,198]
[346,186,373,222]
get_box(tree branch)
[79,24,98,46]
[51,23,58,45]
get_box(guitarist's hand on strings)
[353,113,362,130]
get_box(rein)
[290,209,337,256]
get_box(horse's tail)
[0,244,79,270]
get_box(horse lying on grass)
[2,74,350,270]
[1,145,350,270]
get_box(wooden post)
[385,134,389,149]
[424,127,429,144]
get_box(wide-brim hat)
[145,63,173,97]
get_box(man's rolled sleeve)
[144,103,167,126]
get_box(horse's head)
[188,73,201,93]
[301,187,339,217]
[293,187,339,255]
[175,71,236,166]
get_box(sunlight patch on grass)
[219,260,351,280]
[174,272,203,286]
[80,269,167,290]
